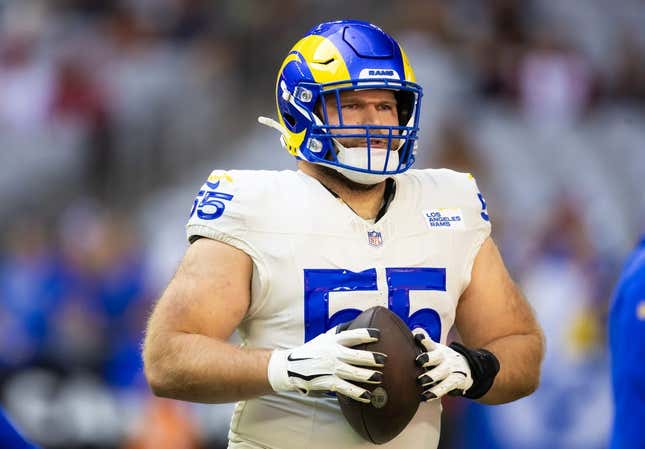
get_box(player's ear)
[314,100,324,122]
[394,90,413,126]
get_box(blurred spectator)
[518,33,594,128]
[0,1,53,131]
[123,398,203,449]
[432,117,488,180]
[460,198,611,449]
[612,31,645,101]
[0,202,151,448]
[0,218,65,372]
[49,56,113,200]
[55,202,151,389]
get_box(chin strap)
[258,116,287,134]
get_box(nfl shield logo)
[367,230,383,247]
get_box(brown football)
[337,306,424,444]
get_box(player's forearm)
[477,329,544,404]
[143,331,273,403]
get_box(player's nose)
[359,105,383,126]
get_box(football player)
[0,408,40,449]
[609,234,645,449]
[143,20,544,448]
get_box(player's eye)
[341,103,359,110]
[377,103,395,111]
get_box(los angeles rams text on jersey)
[186,168,490,449]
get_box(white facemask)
[334,144,400,185]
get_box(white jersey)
[186,168,491,449]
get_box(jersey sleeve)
[185,169,274,320]
[456,172,492,292]
[185,170,259,260]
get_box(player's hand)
[413,329,473,400]
[267,325,386,403]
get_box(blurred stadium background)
[0,0,643,448]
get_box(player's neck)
[299,161,387,221]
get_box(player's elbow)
[514,332,545,399]
[480,331,544,405]
[480,368,542,405]
[528,329,546,394]
[142,332,176,398]
[520,368,541,398]
[143,360,172,398]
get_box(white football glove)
[413,329,473,400]
[268,325,386,403]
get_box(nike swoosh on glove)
[268,325,386,403]
[413,328,499,401]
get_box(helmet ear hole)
[395,91,415,126]
[313,98,327,123]
[283,113,296,128]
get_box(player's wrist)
[267,349,293,392]
[448,342,500,399]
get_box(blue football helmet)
[259,20,423,184]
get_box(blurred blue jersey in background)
[0,407,39,449]
[609,235,645,449]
